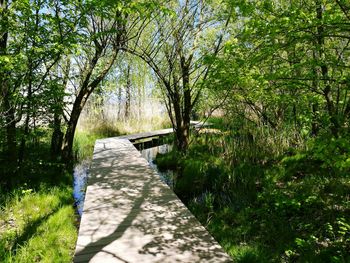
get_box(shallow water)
[140,144,175,188]
[73,161,90,216]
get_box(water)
[73,161,90,216]
[140,144,175,188]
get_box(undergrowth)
[155,119,350,262]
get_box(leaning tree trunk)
[61,95,83,162]
[61,47,119,163]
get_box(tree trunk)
[61,47,102,162]
[316,0,339,137]
[180,58,191,152]
[0,0,17,164]
[125,64,131,119]
[61,46,119,162]
[172,84,186,151]
[18,86,31,164]
[2,91,17,163]
[51,58,70,157]
[51,111,64,157]
[18,63,33,164]
[61,94,84,162]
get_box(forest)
[0,0,349,262]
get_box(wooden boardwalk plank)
[115,121,211,142]
[74,137,232,262]
[117,128,174,141]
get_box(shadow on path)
[74,179,151,262]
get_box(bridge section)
[74,136,231,262]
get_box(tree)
[208,0,350,137]
[60,0,157,161]
[126,0,230,151]
[60,3,124,161]
[0,0,78,168]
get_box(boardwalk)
[117,121,211,142]
[117,128,174,142]
[74,135,232,262]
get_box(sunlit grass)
[0,186,77,262]
[73,131,105,161]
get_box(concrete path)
[74,137,232,263]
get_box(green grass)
[0,185,77,262]
[73,130,105,161]
[0,128,79,263]
[155,123,350,262]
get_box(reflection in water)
[141,144,175,189]
[73,161,90,216]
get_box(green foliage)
[309,135,350,174]
[1,0,350,261]
[206,0,350,138]
[282,134,350,178]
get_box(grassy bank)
[0,135,78,262]
[0,185,77,262]
[155,118,350,262]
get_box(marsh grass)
[74,115,171,161]
[78,115,171,137]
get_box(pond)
[72,142,174,217]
